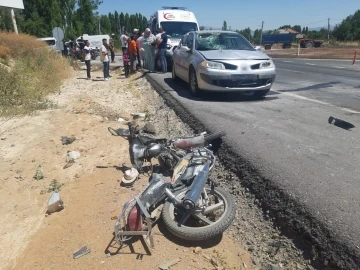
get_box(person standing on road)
[120,31,129,53]
[84,40,92,80]
[142,28,156,72]
[136,32,145,68]
[157,28,168,73]
[129,35,137,74]
[101,38,110,80]
[109,34,116,63]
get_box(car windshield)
[195,32,255,51]
[160,22,198,38]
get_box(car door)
[173,34,187,80]
[179,33,195,82]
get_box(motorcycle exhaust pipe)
[183,162,210,210]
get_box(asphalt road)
[146,58,360,266]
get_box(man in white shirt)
[83,40,92,80]
[101,38,110,81]
[120,31,129,53]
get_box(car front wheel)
[189,67,201,97]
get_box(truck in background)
[261,34,293,50]
[149,7,199,69]
[261,34,324,50]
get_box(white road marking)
[306,63,316,66]
[283,60,293,63]
[276,68,305,74]
[273,90,360,114]
[334,66,345,69]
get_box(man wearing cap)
[109,34,116,63]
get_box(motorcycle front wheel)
[162,186,235,241]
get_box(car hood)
[198,50,270,60]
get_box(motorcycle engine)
[158,152,175,170]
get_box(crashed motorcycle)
[113,123,236,243]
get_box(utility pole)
[327,17,330,43]
[260,21,264,46]
[11,9,18,34]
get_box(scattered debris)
[136,254,143,260]
[121,168,139,185]
[33,166,44,180]
[117,117,126,122]
[47,191,64,214]
[261,263,281,270]
[272,233,280,239]
[1,137,6,140]
[328,116,355,130]
[210,256,218,267]
[158,258,181,270]
[73,245,91,259]
[194,247,202,254]
[111,216,118,220]
[61,136,76,145]
[63,160,75,169]
[66,151,81,162]
[131,112,146,119]
[142,122,157,134]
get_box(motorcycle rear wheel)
[162,186,235,241]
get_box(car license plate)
[232,74,257,80]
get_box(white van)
[149,7,199,67]
[76,34,110,51]
[38,37,58,51]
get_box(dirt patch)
[0,68,252,270]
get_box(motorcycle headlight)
[260,59,275,69]
[200,61,225,70]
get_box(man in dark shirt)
[157,28,168,73]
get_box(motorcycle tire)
[161,186,235,241]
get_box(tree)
[236,27,252,41]
[100,15,111,34]
[77,0,96,34]
[222,21,227,31]
[293,25,301,33]
[333,10,360,41]
[119,12,125,31]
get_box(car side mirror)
[255,46,261,51]
[180,46,191,52]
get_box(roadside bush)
[0,32,71,116]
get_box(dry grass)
[0,32,71,116]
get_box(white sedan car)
[172,31,276,97]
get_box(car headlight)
[260,59,275,69]
[200,61,225,70]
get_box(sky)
[97,0,360,31]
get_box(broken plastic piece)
[73,245,91,259]
[328,116,355,130]
[47,191,64,214]
[61,136,76,145]
[158,258,181,270]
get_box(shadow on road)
[279,81,341,92]
[163,78,280,103]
